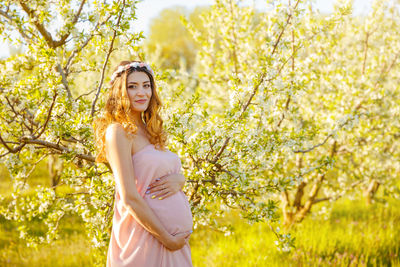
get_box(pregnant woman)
[93,61,193,266]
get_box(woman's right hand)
[163,230,192,251]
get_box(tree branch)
[210,137,231,164]
[293,114,355,154]
[373,49,400,89]
[18,0,86,48]
[33,90,58,139]
[64,13,112,72]
[56,64,72,99]
[90,0,126,117]
[296,141,337,221]
[18,1,56,47]
[209,0,302,164]
[270,0,301,56]
[0,132,25,154]
[19,137,95,162]
[362,31,369,75]
[276,21,295,129]
[53,0,87,47]
[228,0,240,76]
[0,9,31,41]
[312,180,363,204]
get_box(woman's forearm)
[123,195,171,245]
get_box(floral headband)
[109,62,154,85]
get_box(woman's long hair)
[93,60,168,163]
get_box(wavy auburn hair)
[93,60,168,163]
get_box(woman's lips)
[135,100,147,104]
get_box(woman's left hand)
[146,173,185,200]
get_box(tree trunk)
[280,141,337,228]
[281,191,295,227]
[364,179,380,205]
[48,154,63,188]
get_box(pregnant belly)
[144,191,193,235]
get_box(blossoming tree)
[0,0,399,264]
[161,0,399,229]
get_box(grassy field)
[190,198,400,267]
[1,164,399,266]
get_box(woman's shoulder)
[104,123,134,160]
[106,122,123,132]
[105,123,131,144]
[106,122,123,134]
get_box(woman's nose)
[137,87,146,95]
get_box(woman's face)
[126,71,152,112]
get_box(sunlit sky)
[0,0,373,59]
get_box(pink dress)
[107,144,193,267]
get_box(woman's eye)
[128,84,149,89]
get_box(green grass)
[0,215,94,267]
[1,164,399,266]
[189,198,400,267]
[0,198,398,266]
[0,164,95,266]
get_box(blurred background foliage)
[0,0,399,266]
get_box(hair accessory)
[109,62,154,85]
